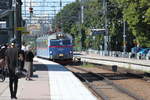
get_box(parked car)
[137,48,150,59]
[131,47,143,53]
[130,47,143,58]
[138,48,150,55]
[146,50,150,60]
[147,50,150,55]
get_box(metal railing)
[84,49,150,60]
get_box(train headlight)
[49,51,52,54]
[70,50,73,54]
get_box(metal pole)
[13,0,16,39]
[60,0,62,32]
[81,0,84,24]
[16,0,22,49]
[123,20,126,52]
[30,0,32,25]
[8,11,14,39]
[103,0,108,55]
[54,6,56,32]
[80,0,83,51]
[8,1,14,40]
[24,0,26,17]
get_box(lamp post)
[81,0,84,24]
[29,0,33,25]
[123,20,126,53]
[103,0,109,55]
[60,0,63,32]
[24,0,26,17]
[79,0,84,51]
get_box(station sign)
[16,27,26,31]
[90,29,105,35]
[16,27,30,34]
[22,31,30,34]
[0,0,11,9]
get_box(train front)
[48,33,73,60]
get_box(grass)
[81,62,95,68]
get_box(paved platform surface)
[36,58,97,100]
[0,57,97,100]
[74,52,150,72]
[0,61,50,100]
[75,52,150,66]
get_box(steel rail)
[71,66,146,100]
[73,72,109,100]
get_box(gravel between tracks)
[66,64,150,100]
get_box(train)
[36,32,73,60]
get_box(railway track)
[67,66,146,100]
[74,60,150,83]
[93,63,150,83]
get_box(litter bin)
[112,65,117,72]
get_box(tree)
[113,0,150,47]
[52,2,80,33]
[52,0,150,52]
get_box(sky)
[21,0,76,31]
[22,0,76,18]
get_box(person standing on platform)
[25,46,34,80]
[21,42,27,51]
[5,42,19,99]
[0,44,8,69]
[18,49,25,70]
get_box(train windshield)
[50,40,60,46]
[50,40,71,46]
[63,40,71,45]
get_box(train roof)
[36,32,72,41]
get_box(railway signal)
[29,7,33,14]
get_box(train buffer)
[0,57,97,100]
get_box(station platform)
[0,57,97,100]
[74,52,150,72]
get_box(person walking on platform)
[25,46,34,80]
[0,44,7,69]
[5,41,19,99]
[18,49,25,70]
[21,42,27,51]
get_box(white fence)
[85,49,150,60]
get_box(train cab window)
[50,40,60,46]
[63,40,71,45]
[37,39,47,48]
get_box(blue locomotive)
[36,32,73,60]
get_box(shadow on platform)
[34,63,69,72]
